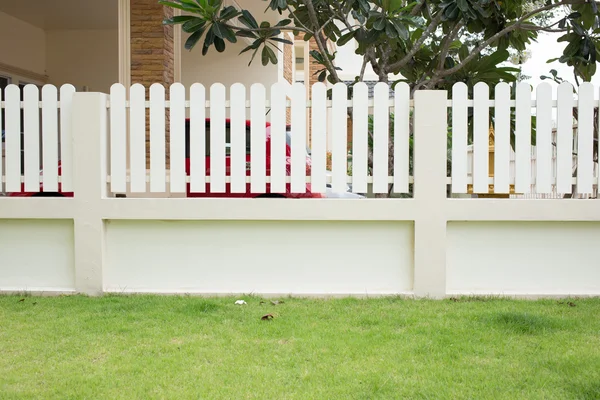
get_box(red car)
[8,119,322,198]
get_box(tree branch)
[410,0,426,16]
[437,21,465,71]
[301,0,341,83]
[423,0,587,88]
[385,11,444,73]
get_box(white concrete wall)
[104,220,413,295]
[0,220,75,291]
[0,11,46,76]
[181,40,279,89]
[46,29,119,93]
[447,222,600,295]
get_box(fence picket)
[129,84,146,192]
[290,82,306,193]
[515,82,532,193]
[59,84,75,192]
[393,82,410,194]
[230,83,246,193]
[451,82,468,193]
[576,83,594,194]
[250,84,267,194]
[556,82,574,194]
[4,85,21,191]
[332,82,348,193]
[149,83,166,192]
[351,82,368,194]
[494,83,511,193]
[535,83,553,194]
[473,82,489,194]
[169,83,186,193]
[42,85,59,193]
[372,82,389,194]
[209,83,226,193]
[23,85,40,192]
[311,83,327,193]
[189,83,206,193]
[109,83,127,193]
[269,83,287,193]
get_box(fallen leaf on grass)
[270,300,284,305]
[568,302,576,307]
[261,314,274,321]
[17,299,25,303]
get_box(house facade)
[0,0,288,94]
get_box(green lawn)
[1,295,599,399]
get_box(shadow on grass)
[490,312,561,335]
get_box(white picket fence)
[107,81,411,195]
[0,84,75,194]
[1,81,598,197]
[3,82,600,298]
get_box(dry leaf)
[261,314,274,321]
[17,299,25,303]
[567,302,576,307]
[270,300,284,305]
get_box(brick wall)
[130,0,175,167]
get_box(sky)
[519,32,600,91]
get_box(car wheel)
[32,192,64,197]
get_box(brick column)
[130,1,174,88]
[130,1,175,167]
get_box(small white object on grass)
[234,300,247,305]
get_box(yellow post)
[467,124,516,198]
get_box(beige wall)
[0,11,46,76]
[181,39,278,89]
[46,29,118,93]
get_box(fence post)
[412,90,448,298]
[71,93,109,295]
